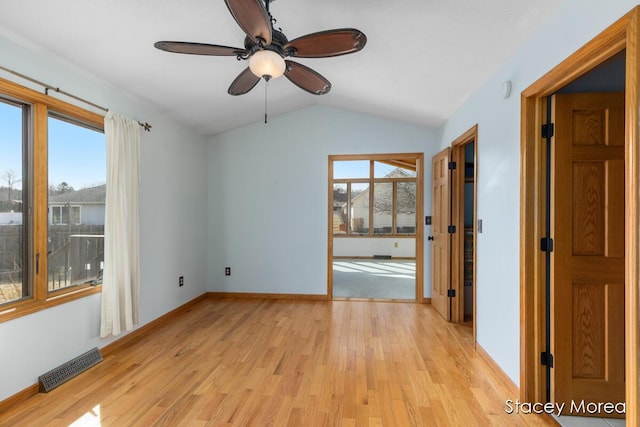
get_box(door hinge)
[541,123,555,139]
[540,237,554,252]
[447,289,456,298]
[448,161,457,170]
[541,352,554,368]
[448,225,456,234]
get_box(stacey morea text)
[504,399,625,416]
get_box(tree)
[2,169,21,211]
[372,169,416,214]
[396,182,416,214]
[49,182,75,196]
[56,182,74,194]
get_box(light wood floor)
[1,298,558,426]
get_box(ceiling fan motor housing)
[244,29,291,57]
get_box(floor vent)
[373,255,392,259]
[38,347,103,392]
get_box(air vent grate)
[38,347,103,392]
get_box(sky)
[0,100,105,191]
[333,160,397,180]
[333,160,418,180]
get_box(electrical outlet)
[225,267,231,276]
[394,242,398,248]
[179,276,184,287]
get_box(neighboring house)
[48,184,106,226]
[348,168,416,234]
[332,188,348,233]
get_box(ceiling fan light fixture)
[249,49,286,80]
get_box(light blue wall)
[2,0,637,404]
[207,105,438,296]
[437,0,639,385]
[0,35,208,402]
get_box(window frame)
[50,204,82,225]
[331,158,418,238]
[0,77,104,322]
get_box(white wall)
[0,212,21,225]
[0,34,208,402]
[333,237,415,258]
[437,0,640,385]
[207,105,437,296]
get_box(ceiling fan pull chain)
[264,78,269,124]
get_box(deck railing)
[48,233,104,291]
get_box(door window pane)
[333,183,348,234]
[334,160,370,179]
[373,182,393,235]
[0,100,27,305]
[350,183,369,234]
[373,161,396,178]
[47,114,105,292]
[374,161,416,178]
[396,182,416,234]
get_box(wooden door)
[552,92,625,414]
[431,148,451,321]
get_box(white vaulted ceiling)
[0,0,564,135]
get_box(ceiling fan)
[154,0,367,96]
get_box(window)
[48,114,105,292]
[50,205,81,225]
[0,78,104,321]
[0,99,28,306]
[349,182,370,234]
[331,157,418,237]
[396,181,416,234]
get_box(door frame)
[450,125,478,341]
[520,6,640,424]
[327,153,425,302]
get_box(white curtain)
[100,111,141,337]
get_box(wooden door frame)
[450,126,478,342]
[327,153,425,302]
[520,7,640,423]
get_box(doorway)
[520,7,640,425]
[328,153,425,302]
[430,125,478,332]
[452,134,476,328]
[551,50,626,419]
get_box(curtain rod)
[0,64,152,132]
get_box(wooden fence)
[0,224,104,288]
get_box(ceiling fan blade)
[154,41,246,56]
[285,29,367,58]
[224,0,272,45]
[284,60,331,95]
[228,67,261,96]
